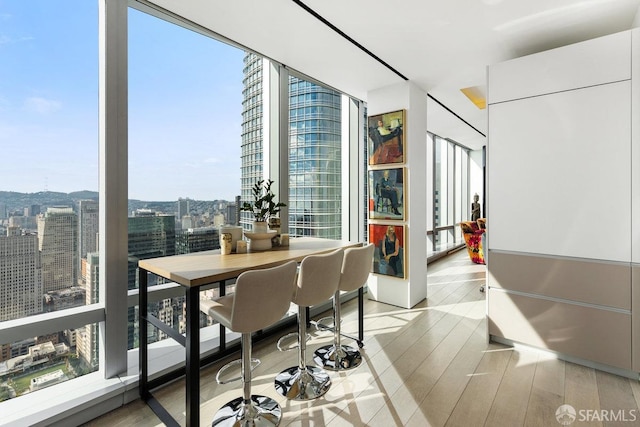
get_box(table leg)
[139,268,148,400]
[358,287,364,344]
[185,286,200,426]
[219,280,226,352]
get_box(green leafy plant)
[240,179,286,222]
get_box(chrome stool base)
[314,344,362,371]
[274,366,331,400]
[212,395,281,427]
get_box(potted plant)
[240,179,286,233]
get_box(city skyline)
[0,2,244,201]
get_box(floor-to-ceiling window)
[127,8,244,349]
[427,132,471,259]
[1,3,360,422]
[0,0,101,401]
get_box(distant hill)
[0,191,87,212]
[0,191,229,216]
[68,190,99,200]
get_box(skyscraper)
[288,76,342,239]
[77,252,99,369]
[240,53,264,229]
[37,207,77,293]
[127,209,176,290]
[175,226,219,255]
[0,228,42,321]
[177,198,190,219]
[127,210,176,349]
[177,197,190,229]
[77,200,99,282]
[240,53,342,238]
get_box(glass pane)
[434,136,447,228]
[128,10,244,349]
[461,148,470,222]
[426,133,434,233]
[0,2,98,319]
[447,141,455,226]
[0,323,100,402]
[455,145,463,224]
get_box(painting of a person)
[380,170,401,215]
[376,119,401,142]
[471,193,481,221]
[381,225,401,275]
[367,111,405,165]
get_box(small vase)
[268,217,281,247]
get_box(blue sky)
[0,1,244,201]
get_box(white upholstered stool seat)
[274,248,343,401]
[314,243,374,371]
[200,260,298,427]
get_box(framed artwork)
[368,109,405,165]
[369,223,406,279]
[368,168,405,220]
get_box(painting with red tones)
[368,110,405,165]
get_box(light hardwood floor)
[85,250,640,426]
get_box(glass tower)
[240,53,264,229]
[77,200,99,281]
[240,53,342,238]
[127,210,176,349]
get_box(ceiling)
[139,0,640,150]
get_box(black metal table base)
[138,275,366,426]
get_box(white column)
[366,81,428,308]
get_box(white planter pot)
[252,221,268,233]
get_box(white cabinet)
[488,81,631,262]
[488,31,630,104]
[487,28,638,373]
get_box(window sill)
[1,322,234,426]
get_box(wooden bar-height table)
[138,237,363,427]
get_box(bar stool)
[274,248,344,400]
[314,243,374,371]
[200,261,298,427]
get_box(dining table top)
[137,237,362,288]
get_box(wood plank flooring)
[85,250,640,427]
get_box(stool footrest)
[216,358,260,384]
[312,316,335,332]
[276,332,310,352]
